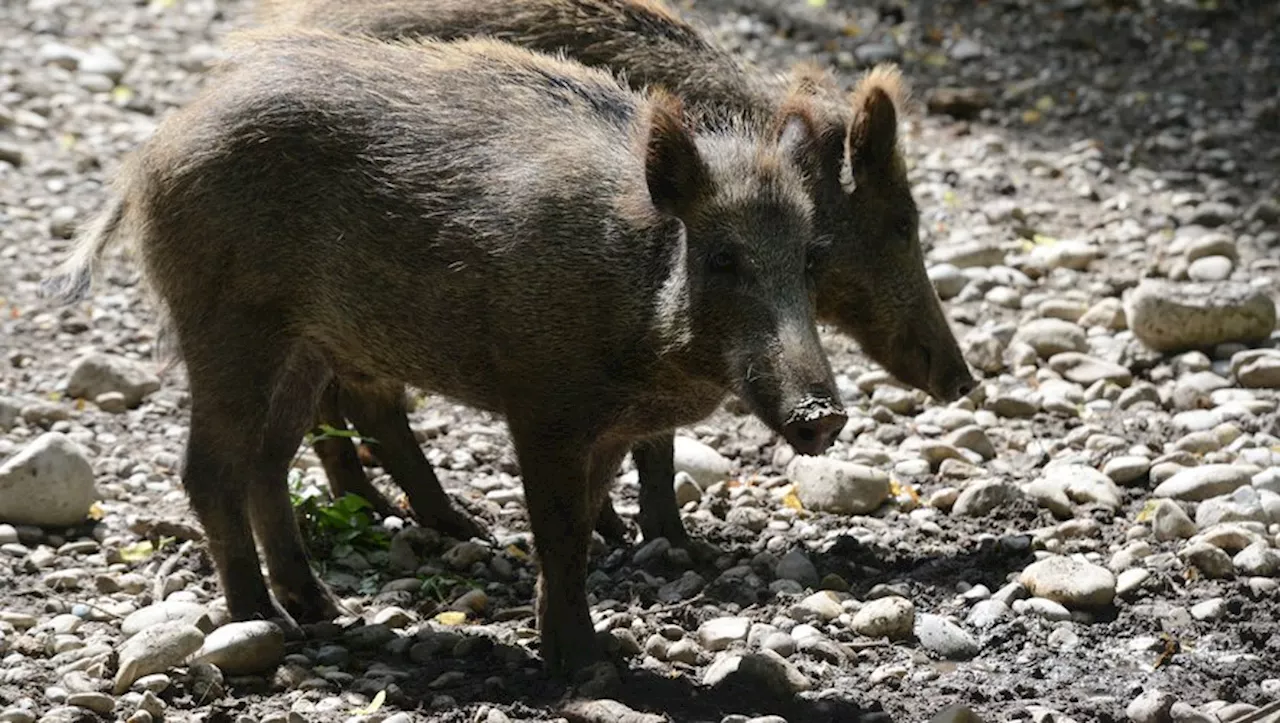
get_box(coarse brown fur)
[246,0,976,547]
[44,28,845,675]
[255,0,782,125]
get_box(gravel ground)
[2,0,1279,722]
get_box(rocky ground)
[2,0,1279,721]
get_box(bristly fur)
[252,0,781,127]
[60,27,839,676]
[226,0,974,551]
[851,63,911,118]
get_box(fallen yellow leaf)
[1035,95,1056,112]
[434,611,467,626]
[87,502,105,521]
[119,540,155,561]
[1022,109,1042,125]
[782,491,805,513]
[1186,39,1208,53]
[505,544,529,561]
[890,479,919,503]
[350,690,386,716]
[1135,500,1159,523]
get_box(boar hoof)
[595,502,633,544]
[276,586,343,625]
[424,504,490,544]
[637,511,689,548]
[571,659,622,698]
[684,537,722,563]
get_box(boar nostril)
[955,377,977,399]
[783,409,848,455]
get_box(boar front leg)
[311,380,401,518]
[631,432,688,546]
[339,384,488,542]
[512,419,624,676]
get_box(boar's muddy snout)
[782,395,847,456]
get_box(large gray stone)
[66,353,161,408]
[1019,556,1116,608]
[787,457,890,515]
[1125,280,1276,353]
[850,596,914,640]
[1152,465,1252,501]
[671,437,731,490]
[0,432,97,527]
[113,621,205,694]
[190,621,285,675]
[914,614,979,660]
[1012,318,1087,359]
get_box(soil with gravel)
[1,1,1278,722]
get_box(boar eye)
[805,245,828,275]
[709,250,736,273]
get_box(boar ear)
[774,100,844,180]
[776,81,852,193]
[644,89,712,218]
[845,64,908,182]
[776,107,817,158]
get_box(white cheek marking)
[654,221,693,353]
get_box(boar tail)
[40,193,128,305]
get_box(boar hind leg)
[183,404,279,623]
[312,380,400,518]
[632,433,689,546]
[339,384,488,542]
[514,422,624,675]
[238,342,342,624]
[181,332,337,625]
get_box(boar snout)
[783,395,848,455]
[738,315,845,456]
[930,346,977,403]
[879,339,976,405]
